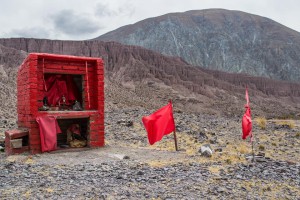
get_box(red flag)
[142,102,175,145]
[242,87,252,140]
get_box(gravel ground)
[1,108,300,199]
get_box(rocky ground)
[1,33,300,199]
[0,107,300,199]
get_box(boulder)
[199,144,213,157]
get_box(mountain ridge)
[95,9,300,82]
[0,38,300,120]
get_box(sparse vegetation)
[208,165,222,174]
[2,108,300,199]
[225,158,232,164]
[214,143,247,165]
[147,160,177,168]
[149,132,202,154]
[255,117,267,130]
[258,145,265,151]
[278,114,298,120]
[236,142,251,154]
[276,120,295,129]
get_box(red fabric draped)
[44,74,80,106]
[242,87,252,140]
[36,116,62,152]
[142,102,175,145]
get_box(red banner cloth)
[142,102,175,145]
[242,87,252,140]
[36,116,62,152]
[44,74,81,106]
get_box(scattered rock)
[137,171,144,175]
[199,144,213,157]
[0,108,299,199]
[209,136,218,144]
[198,131,208,142]
[117,120,134,127]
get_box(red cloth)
[142,102,175,145]
[44,74,81,106]
[242,87,252,140]
[36,116,62,152]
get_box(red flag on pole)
[242,87,252,140]
[142,102,175,145]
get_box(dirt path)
[2,145,188,166]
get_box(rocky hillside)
[0,38,300,129]
[96,9,300,82]
[0,44,27,127]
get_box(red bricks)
[5,129,29,155]
[5,53,105,155]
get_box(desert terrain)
[1,101,299,199]
[0,9,300,199]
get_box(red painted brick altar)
[6,53,104,155]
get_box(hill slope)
[0,44,27,128]
[1,36,300,199]
[0,38,300,123]
[96,9,300,82]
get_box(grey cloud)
[51,9,102,36]
[94,3,116,17]
[9,27,50,39]
[118,3,135,17]
[94,2,135,18]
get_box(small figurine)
[43,96,49,106]
[61,95,66,106]
[39,96,49,111]
[73,100,83,111]
[59,95,67,110]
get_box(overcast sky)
[0,0,299,40]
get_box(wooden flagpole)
[169,99,178,151]
[251,133,255,162]
[252,141,255,162]
[173,130,178,151]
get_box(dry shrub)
[150,139,177,151]
[276,120,295,129]
[208,165,222,174]
[45,188,54,193]
[225,158,232,164]
[237,142,251,154]
[24,157,35,164]
[214,143,247,165]
[147,160,175,168]
[255,117,267,130]
[23,190,32,199]
[149,132,202,155]
[258,145,265,151]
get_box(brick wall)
[10,53,105,154]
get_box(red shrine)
[5,53,105,155]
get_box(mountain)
[95,9,300,82]
[0,38,300,126]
